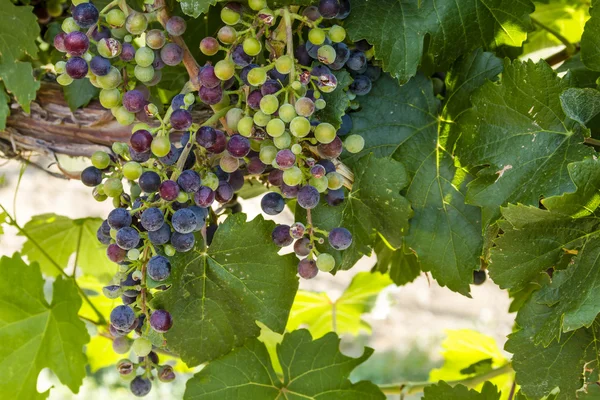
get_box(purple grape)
[281,184,299,199]
[197,126,216,148]
[261,192,284,215]
[66,56,88,79]
[110,305,135,330]
[139,171,161,193]
[328,227,352,250]
[171,94,186,110]
[159,145,179,166]
[275,150,296,169]
[141,207,164,231]
[215,182,234,203]
[171,232,195,252]
[189,206,207,231]
[152,52,166,70]
[247,157,266,174]
[150,310,173,333]
[72,2,99,28]
[326,188,345,206]
[294,238,312,257]
[272,224,293,247]
[129,147,150,162]
[199,85,223,105]
[346,50,367,71]
[172,208,198,234]
[100,219,111,236]
[303,6,321,20]
[177,170,201,193]
[147,255,171,281]
[97,226,111,245]
[120,43,135,61]
[130,376,152,397]
[81,166,102,186]
[268,170,284,186]
[227,134,251,158]
[311,164,326,178]
[108,208,132,229]
[297,185,320,209]
[170,109,192,130]
[295,44,312,66]
[89,56,111,76]
[317,72,338,92]
[268,68,288,83]
[229,170,245,191]
[64,31,89,56]
[160,43,183,66]
[337,0,351,18]
[306,40,320,59]
[261,79,282,96]
[240,64,258,85]
[123,90,146,113]
[148,223,171,245]
[116,227,140,250]
[319,0,340,18]
[107,243,126,262]
[365,65,382,82]
[91,25,111,41]
[350,75,372,96]
[166,16,186,36]
[54,32,67,52]
[194,186,215,207]
[317,136,343,159]
[198,64,221,88]
[232,45,253,67]
[247,90,263,110]
[298,258,318,279]
[214,166,230,182]
[317,159,336,173]
[207,130,227,153]
[159,180,180,201]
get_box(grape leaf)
[582,2,600,71]
[316,69,353,129]
[423,381,501,400]
[20,214,116,280]
[0,81,8,130]
[372,240,421,286]
[179,0,218,18]
[184,329,385,399]
[457,59,594,226]
[152,214,299,367]
[286,272,392,338]
[560,87,600,125]
[559,54,600,89]
[345,49,501,294]
[63,79,99,111]
[345,0,533,83]
[0,253,89,399]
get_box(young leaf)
[581,2,600,71]
[286,271,392,338]
[151,214,299,367]
[423,381,501,400]
[0,253,89,398]
[184,329,385,399]
[345,0,533,83]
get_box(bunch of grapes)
[73,0,377,395]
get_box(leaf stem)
[531,17,576,55]
[585,137,600,147]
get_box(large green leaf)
[559,54,600,89]
[372,240,421,286]
[20,214,115,280]
[152,214,299,367]
[0,81,8,130]
[560,87,600,125]
[582,2,600,71]
[286,272,392,338]
[423,381,501,400]
[458,59,594,226]
[63,79,99,111]
[184,329,385,399]
[0,253,89,399]
[345,0,533,83]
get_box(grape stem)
[282,7,296,96]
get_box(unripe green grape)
[266,118,285,138]
[132,123,151,133]
[260,139,274,149]
[47,2,63,17]
[273,131,291,149]
[290,117,311,137]
[258,8,274,23]
[57,74,73,86]
[135,47,155,67]
[184,93,195,107]
[217,26,237,44]
[278,103,296,123]
[291,81,302,91]
[347,91,356,101]
[315,98,326,110]
[111,27,127,39]
[317,45,336,65]
[134,65,155,82]
[132,337,152,357]
[55,61,66,74]
[220,154,239,173]
[146,29,166,50]
[328,25,346,43]
[237,116,254,137]
[97,38,122,59]
[221,7,240,25]
[93,187,108,202]
[291,143,303,155]
[147,103,159,115]
[165,244,176,256]
[315,123,336,144]
[212,94,231,111]
[243,38,262,56]
[151,136,171,157]
[308,28,326,45]
[104,178,123,197]
[275,55,293,75]
[112,142,129,156]
[130,183,142,199]
[177,191,188,203]
[253,110,271,127]
[247,68,267,86]
[83,52,93,62]
[203,172,219,190]
[226,108,244,132]
[295,97,315,117]
[112,337,131,354]
[250,139,261,152]
[283,166,303,186]
[125,12,148,35]
[259,145,277,164]
[249,0,267,10]
[62,17,79,33]
[115,107,135,126]
[326,172,344,190]
[72,0,88,5]
[310,176,329,193]
[123,162,143,180]
[200,37,219,56]
[89,75,102,89]
[92,151,111,169]
[345,134,365,153]
[106,9,126,27]
[317,253,335,272]
[127,248,140,260]
[214,59,235,81]
[110,228,118,239]
[260,94,279,115]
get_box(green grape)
[266,118,285,138]
[273,131,291,149]
[345,134,365,153]
[106,9,126,27]
[247,68,267,86]
[347,91,356,101]
[315,98,326,110]
[260,139,274,149]
[71,0,87,5]
[127,248,140,261]
[134,65,155,82]
[243,38,262,56]
[295,97,315,117]
[61,17,79,33]
[326,172,344,190]
[203,172,219,190]
[114,107,135,126]
[317,45,336,65]
[310,176,329,193]
[221,7,240,25]
[259,145,277,164]
[125,12,148,35]
[278,103,297,123]
[89,75,101,89]
[97,67,122,89]
[220,154,239,173]
[123,162,143,180]
[308,28,326,45]
[291,143,303,154]
[250,139,261,152]
[83,52,93,62]
[214,59,235,81]
[104,178,123,197]
[47,1,63,17]
[260,94,279,115]
[110,228,118,239]
[218,26,237,44]
[151,136,171,157]
[237,116,254,137]
[130,183,142,199]
[55,61,66,74]
[290,116,311,137]
[184,93,195,107]
[57,74,73,86]
[249,0,267,10]
[132,337,152,357]
[275,55,293,75]
[176,191,188,203]
[112,142,129,156]
[291,81,302,91]
[317,253,335,272]
[92,151,111,169]
[226,108,244,132]
[328,25,346,43]
[212,94,231,111]
[253,110,271,127]
[132,123,151,133]
[146,29,166,50]
[146,104,159,115]
[135,47,155,67]
[283,166,303,186]
[314,123,336,144]
[164,244,176,256]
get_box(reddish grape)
[298,258,318,279]
[54,32,67,52]
[207,130,227,153]
[198,64,220,88]
[281,184,299,199]
[247,157,266,174]
[294,238,311,257]
[318,0,341,19]
[194,186,215,207]
[159,180,180,201]
[166,16,186,36]
[197,126,216,148]
[275,149,296,170]
[123,90,146,113]
[215,182,234,203]
[160,43,183,66]
[130,130,153,153]
[272,224,293,247]
[64,31,89,56]
[107,243,126,263]
[150,310,173,333]
[170,109,192,130]
[66,56,88,79]
[317,136,343,159]
[226,134,251,158]
[200,37,219,56]
[268,170,284,186]
[199,85,223,105]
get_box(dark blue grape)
[326,188,345,206]
[180,131,191,146]
[189,206,207,231]
[197,126,216,148]
[319,0,340,18]
[346,50,367,71]
[91,25,111,41]
[139,171,161,193]
[116,227,140,250]
[317,159,336,174]
[268,68,288,84]
[148,223,171,245]
[120,43,135,62]
[272,224,293,247]
[227,134,251,158]
[228,170,245,191]
[206,224,218,246]
[171,208,198,234]
[231,45,252,67]
[337,114,352,136]
[261,80,282,96]
[355,39,373,52]
[297,185,320,209]
[306,40,320,59]
[171,232,195,252]
[365,65,382,82]
[177,170,201,192]
[170,109,192,130]
[171,94,186,110]
[147,255,171,281]
[103,284,121,299]
[295,44,312,66]
[90,56,111,76]
[108,208,132,229]
[473,270,487,285]
[110,305,135,330]
[81,166,102,187]
[100,219,111,236]
[129,147,151,162]
[328,227,352,250]
[350,75,372,96]
[261,192,285,215]
[214,165,230,182]
[330,43,350,70]
[121,272,139,297]
[247,90,263,110]
[72,2,99,28]
[141,207,164,231]
[158,145,179,166]
[130,376,152,397]
[336,0,351,19]
[96,226,112,245]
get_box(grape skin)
[172,208,198,234]
[328,227,353,250]
[171,232,195,252]
[141,207,164,231]
[261,192,285,215]
[272,224,293,247]
[147,255,171,281]
[116,227,140,250]
[150,309,173,333]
